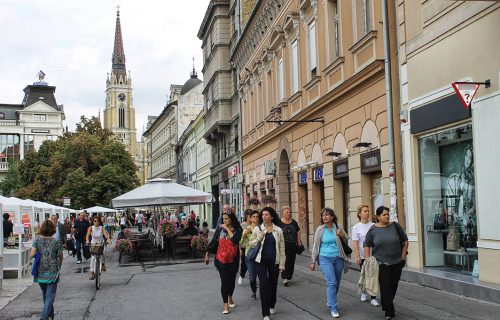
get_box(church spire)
[112,6,127,81]
[191,57,198,78]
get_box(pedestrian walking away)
[240,210,261,299]
[249,207,285,320]
[276,205,301,286]
[238,209,253,286]
[30,219,64,320]
[205,211,242,315]
[86,217,112,280]
[310,207,349,319]
[352,204,379,306]
[364,205,409,320]
[73,211,91,264]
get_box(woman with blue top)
[249,207,285,320]
[30,219,64,320]
[310,208,349,319]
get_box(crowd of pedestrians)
[205,203,408,320]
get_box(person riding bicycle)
[85,216,111,280]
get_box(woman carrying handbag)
[205,211,242,315]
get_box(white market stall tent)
[84,206,118,214]
[0,196,33,279]
[111,178,215,208]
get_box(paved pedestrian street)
[1,248,499,320]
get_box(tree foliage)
[0,159,21,196]
[16,116,139,208]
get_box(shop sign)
[361,149,381,173]
[334,159,349,179]
[221,189,238,194]
[31,129,50,133]
[298,171,307,185]
[313,166,324,182]
[228,164,239,178]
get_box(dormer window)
[34,114,47,122]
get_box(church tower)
[103,8,138,157]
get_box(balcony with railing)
[0,162,10,172]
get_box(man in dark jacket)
[3,213,13,247]
[73,211,91,264]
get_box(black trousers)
[255,260,279,317]
[281,242,296,280]
[218,269,237,303]
[378,261,405,317]
[240,250,247,278]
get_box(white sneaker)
[370,299,380,307]
[263,317,271,320]
[331,310,340,318]
[270,308,277,315]
[360,292,368,302]
[238,276,243,285]
[76,260,82,264]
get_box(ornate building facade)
[232,0,403,247]
[103,9,139,160]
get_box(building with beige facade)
[199,0,244,226]
[397,0,500,289]
[143,71,203,181]
[232,0,402,248]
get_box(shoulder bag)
[215,235,237,264]
[246,226,262,262]
[335,223,353,255]
[31,251,41,277]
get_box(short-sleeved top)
[74,219,90,241]
[364,223,408,266]
[352,222,375,259]
[33,237,62,283]
[320,227,340,257]
[276,219,300,244]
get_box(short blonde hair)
[281,206,291,216]
[357,205,369,220]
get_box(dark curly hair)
[320,207,338,225]
[261,207,280,224]
[222,211,242,231]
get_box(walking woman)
[352,205,379,306]
[277,205,301,286]
[204,211,242,314]
[239,210,261,299]
[85,216,112,280]
[249,207,285,320]
[238,209,253,285]
[364,206,408,320]
[310,208,349,318]
[30,219,64,320]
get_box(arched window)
[119,105,125,128]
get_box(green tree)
[0,159,21,196]
[17,116,139,208]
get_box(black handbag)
[296,243,305,255]
[246,226,262,262]
[335,223,352,255]
[82,244,91,259]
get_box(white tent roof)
[84,206,117,214]
[112,178,215,208]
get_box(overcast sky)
[0,0,208,136]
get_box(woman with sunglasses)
[240,210,261,299]
[85,216,111,280]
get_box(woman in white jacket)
[249,207,285,320]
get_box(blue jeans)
[319,255,344,312]
[39,282,58,320]
[245,255,257,294]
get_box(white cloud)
[0,0,208,137]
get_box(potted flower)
[262,194,277,204]
[191,235,208,256]
[158,219,176,238]
[113,238,133,264]
[247,197,261,206]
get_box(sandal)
[89,272,95,280]
[102,264,107,272]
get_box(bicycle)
[90,242,105,290]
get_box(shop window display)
[419,125,477,269]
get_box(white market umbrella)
[111,178,214,208]
[84,206,118,214]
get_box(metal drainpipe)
[382,0,398,222]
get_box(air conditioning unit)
[264,160,276,175]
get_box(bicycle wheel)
[95,256,101,290]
